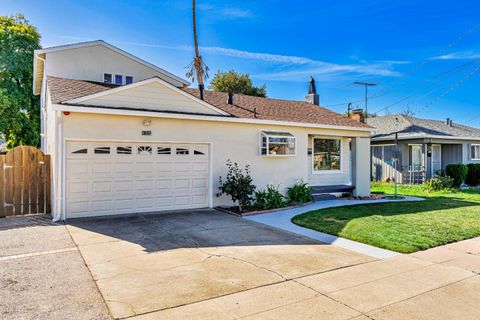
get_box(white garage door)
[66,141,210,218]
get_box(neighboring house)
[0,140,6,154]
[34,40,373,220]
[368,114,480,184]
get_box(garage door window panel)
[157,147,172,155]
[138,146,152,155]
[94,146,111,154]
[117,146,132,155]
[176,148,189,155]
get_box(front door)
[431,145,442,175]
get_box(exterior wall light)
[143,119,152,127]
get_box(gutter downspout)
[53,111,63,222]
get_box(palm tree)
[186,0,209,100]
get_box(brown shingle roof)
[48,76,118,104]
[47,76,372,129]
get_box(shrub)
[254,185,285,210]
[426,176,454,191]
[465,163,480,186]
[445,164,468,187]
[217,160,256,212]
[287,180,313,204]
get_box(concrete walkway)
[245,196,423,259]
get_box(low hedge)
[466,163,480,186]
[445,164,468,187]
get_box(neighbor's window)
[313,138,341,171]
[115,74,123,85]
[125,76,134,85]
[472,144,480,160]
[260,131,296,156]
[104,73,112,84]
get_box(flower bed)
[216,201,313,217]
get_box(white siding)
[45,45,184,87]
[79,81,222,115]
[60,113,368,208]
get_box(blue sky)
[3,0,480,125]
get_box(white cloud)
[220,8,253,18]
[431,51,480,60]
[198,46,315,64]
[52,36,402,81]
[197,3,253,19]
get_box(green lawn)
[291,183,480,253]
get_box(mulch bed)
[215,201,313,217]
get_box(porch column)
[352,137,371,197]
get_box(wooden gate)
[0,146,51,217]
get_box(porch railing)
[401,165,426,185]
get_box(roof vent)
[227,92,234,105]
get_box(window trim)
[103,73,113,84]
[472,144,480,160]
[259,131,297,157]
[114,74,123,85]
[311,137,343,174]
[125,75,134,85]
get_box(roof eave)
[52,103,375,133]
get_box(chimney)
[227,92,234,105]
[350,108,365,123]
[305,77,320,105]
[445,118,453,126]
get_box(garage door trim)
[63,138,214,219]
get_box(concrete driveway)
[66,209,375,319]
[0,215,111,320]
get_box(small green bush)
[254,185,285,210]
[287,180,313,204]
[466,163,480,186]
[217,160,256,212]
[445,164,468,187]
[426,176,454,191]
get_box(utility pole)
[354,82,377,121]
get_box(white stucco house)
[34,40,374,220]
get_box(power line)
[415,63,480,115]
[368,20,480,100]
[373,58,480,114]
[323,21,480,110]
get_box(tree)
[209,70,267,97]
[401,105,416,117]
[185,0,209,100]
[0,14,41,149]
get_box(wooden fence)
[0,146,51,217]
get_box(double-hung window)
[103,73,133,85]
[312,138,341,172]
[472,144,480,160]
[260,131,296,156]
[104,73,113,84]
[115,74,123,85]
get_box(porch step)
[311,185,355,194]
[311,185,354,202]
[312,194,337,201]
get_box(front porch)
[308,134,370,196]
[371,141,464,184]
